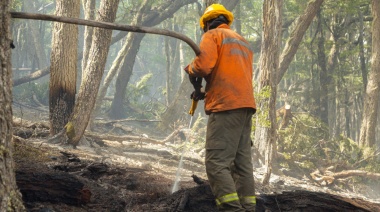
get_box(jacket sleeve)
[188,33,218,77]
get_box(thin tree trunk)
[326,32,339,138]
[277,0,324,85]
[49,0,80,135]
[359,0,380,147]
[108,34,145,119]
[81,0,95,74]
[23,1,48,69]
[164,31,173,105]
[0,0,25,210]
[69,0,120,147]
[316,11,329,125]
[358,11,368,90]
[164,20,182,106]
[255,0,282,185]
[91,0,148,125]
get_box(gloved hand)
[190,90,205,101]
[189,75,202,89]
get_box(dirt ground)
[11,107,380,212]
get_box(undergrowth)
[276,112,380,177]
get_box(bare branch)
[10,12,200,56]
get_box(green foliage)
[278,113,329,157]
[124,73,165,119]
[278,113,380,174]
[13,82,49,106]
[253,86,272,129]
[11,0,23,10]
[284,0,311,20]
[323,0,371,16]
[127,73,152,102]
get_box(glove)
[190,90,205,101]
[189,75,202,90]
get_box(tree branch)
[10,12,200,56]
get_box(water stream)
[171,146,186,193]
[171,116,193,193]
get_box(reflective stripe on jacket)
[188,24,256,114]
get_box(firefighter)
[184,3,257,212]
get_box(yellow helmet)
[199,4,234,29]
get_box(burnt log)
[257,190,380,212]
[149,184,380,212]
[16,167,91,205]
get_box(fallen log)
[85,131,166,145]
[311,169,380,185]
[16,167,91,205]
[85,127,187,146]
[99,118,161,124]
[149,184,380,212]
[13,117,50,129]
[333,170,380,180]
[258,190,380,212]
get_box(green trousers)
[205,108,256,212]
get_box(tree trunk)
[317,11,329,125]
[254,0,282,185]
[277,0,324,85]
[91,1,149,125]
[81,0,95,74]
[0,0,25,210]
[23,1,49,70]
[49,0,80,135]
[165,21,173,106]
[326,33,339,138]
[108,33,145,119]
[164,19,182,106]
[359,0,380,147]
[69,0,120,147]
[358,11,368,91]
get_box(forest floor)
[11,105,380,212]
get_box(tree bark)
[49,0,80,135]
[81,0,95,74]
[359,0,380,147]
[69,0,120,147]
[0,0,25,210]
[91,1,148,125]
[254,0,282,185]
[316,11,329,125]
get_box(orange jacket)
[187,24,256,114]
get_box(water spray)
[171,100,198,193]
